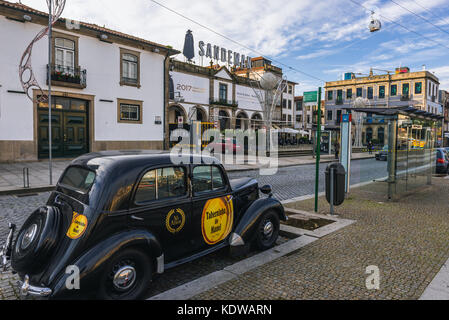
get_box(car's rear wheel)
[11,206,61,274]
[254,210,280,251]
[97,248,152,300]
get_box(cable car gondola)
[369,11,381,32]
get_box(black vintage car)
[0,151,286,300]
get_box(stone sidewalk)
[0,152,374,194]
[192,177,449,300]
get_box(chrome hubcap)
[112,266,136,291]
[263,221,274,238]
[21,224,37,250]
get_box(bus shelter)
[346,106,442,201]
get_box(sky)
[19,0,449,94]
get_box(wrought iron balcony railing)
[210,98,238,107]
[48,64,86,88]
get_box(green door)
[38,97,89,159]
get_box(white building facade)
[0,1,177,162]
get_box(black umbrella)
[183,30,195,62]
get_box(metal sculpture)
[249,71,287,132]
[248,71,288,154]
[352,97,370,148]
[19,0,66,102]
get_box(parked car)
[375,146,388,161]
[209,138,242,154]
[0,151,286,299]
[436,148,449,174]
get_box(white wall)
[0,16,166,143]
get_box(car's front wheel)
[97,248,152,300]
[254,211,280,251]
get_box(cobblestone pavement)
[228,158,387,201]
[192,177,449,300]
[0,192,49,300]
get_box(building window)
[296,115,302,122]
[327,110,333,121]
[337,89,343,100]
[347,89,353,99]
[415,82,422,94]
[391,84,397,96]
[288,100,292,109]
[282,99,287,109]
[327,91,333,100]
[402,83,410,96]
[55,37,75,73]
[379,86,385,99]
[219,83,228,102]
[367,87,373,99]
[117,98,143,123]
[356,87,362,97]
[296,101,302,111]
[120,48,140,87]
[288,85,293,94]
[288,115,292,122]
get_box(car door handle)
[131,215,144,221]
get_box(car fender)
[231,197,286,245]
[50,229,162,298]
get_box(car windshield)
[59,166,96,194]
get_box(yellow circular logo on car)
[166,208,186,234]
[201,196,234,245]
[66,212,88,240]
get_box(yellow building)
[324,67,441,146]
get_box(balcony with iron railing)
[400,94,409,101]
[210,98,238,107]
[47,64,87,89]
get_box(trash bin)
[325,163,346,206]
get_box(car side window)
[193,165,226,194]
[135,167,186,204]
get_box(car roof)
[70,150,222,172]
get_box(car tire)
[254,210,280,251]
[11,206,61,274]
[97,248,152,300]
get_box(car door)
[190,165,234,253]
[128,165,193,263]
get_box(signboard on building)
[304,91,318,103]
[170,72,209,105]
[235,85,263,111]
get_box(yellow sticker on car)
[201,196,234,245]
[66,212,88,240]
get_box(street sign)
[178,116,184,128]
[304,91,318,103]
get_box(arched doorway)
[365,127,373,144]
[192,106,207,123]
[168,104,187,123]
[236,112,249,130]
[251,113,263,129]
[218,110,230,131]
[378,127,385,146]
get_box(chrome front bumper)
[18,275,52,297]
